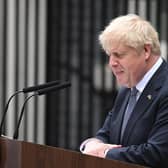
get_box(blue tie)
[120,87,138,140]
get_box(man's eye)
[114,53,125,58]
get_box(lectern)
[0,137,148,168]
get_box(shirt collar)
[136,57,163,93]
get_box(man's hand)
[83,140,122,158]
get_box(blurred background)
[0,0,168,151]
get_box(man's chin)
[117,79,128,87]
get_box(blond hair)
[99,14,161,55]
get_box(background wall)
[0,0,168,151]
[0,0,47,144]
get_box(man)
[80,14,168,167]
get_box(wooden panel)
[0,137,21,168]
[0,137,147,168]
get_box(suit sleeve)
[95,88,124,143]
[95,110,113,143]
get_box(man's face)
[108,44,148,88]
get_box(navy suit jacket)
[96,60,168,167]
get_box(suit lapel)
[121,61,167,145]
[122,87,158,145]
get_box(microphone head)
[22,80,61,93]
[37,81,71,95]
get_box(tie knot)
[131,87,138,96]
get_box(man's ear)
[144,44,152,60]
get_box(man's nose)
[109,56,118,67]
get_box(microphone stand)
[0,90,23,135]
[13,93,38,139]
[13,81,71,139]
[0,80,64,137]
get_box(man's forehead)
[110,44,128,52]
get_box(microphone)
[22,80,61,93]
[37,81,71,95]
[13,81,71,139]
[0,80,61,136]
